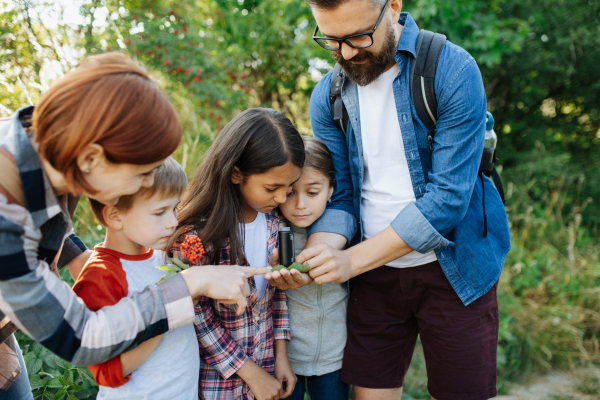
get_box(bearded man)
[267,0,511,399]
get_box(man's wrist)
[346,246,366,278]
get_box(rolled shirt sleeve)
[57,233,87,270]
[272,288,290,341]
[392,57,487,253]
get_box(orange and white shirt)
[73,245,199,399]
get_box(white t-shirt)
[357,64,437,268]
[242,212,269,300]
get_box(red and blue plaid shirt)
[172,210,290,400]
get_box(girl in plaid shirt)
[169,108,305,400]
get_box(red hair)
[33,52,181,194]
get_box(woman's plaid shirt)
[172,210,290,400]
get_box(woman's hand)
[265,248,313,290]
[237,359,283,400]
[179,265,268,316]
[274,339,297,398]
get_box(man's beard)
[332,22,397,87]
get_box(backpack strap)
[329,63,349,136]
[490,167,505,204]
[409,29,446,150]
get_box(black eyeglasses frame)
[312,0,391,51]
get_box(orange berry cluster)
[180,235,205,264]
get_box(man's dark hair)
[306,0,385,10]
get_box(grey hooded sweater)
[285,224,348,376]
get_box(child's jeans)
[288,370,350,400]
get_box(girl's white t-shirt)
[357,63,437,268]
[242,212,269,300]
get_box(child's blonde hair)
[90,157,187,225]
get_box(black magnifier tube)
[278,226,295,267]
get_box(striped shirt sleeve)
[0,199,194,366]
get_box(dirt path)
[497,368,600,400]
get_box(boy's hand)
[265,248,313,290]
[237,360,283,400]
[274,340,296,398]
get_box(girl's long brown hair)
[169,108,304,264]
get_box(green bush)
[16,331,98,400]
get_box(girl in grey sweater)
[279,136,350,400]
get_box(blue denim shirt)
[308,13,511,305]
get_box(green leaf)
[53,387,68,400]
[45,377,62,389]
[31,342,42,357]
[157,264,182,273]
[38,346,49,358]
[169,257,190,269]
[297,262,310,273]
[29,358,43,375]
[287,262,310,273]
[55,358,71,370]
[62,368,73,385]
[76,367,95,385]
[287,262,302,270]
[271,265,286,271]
[29,375,46,390]
[43,354,57,369]
[157,272,177,284]
[67,384,84,392]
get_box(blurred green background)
[1,0,599,398]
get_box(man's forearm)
[347,226,414,277]
[305,231,347,250]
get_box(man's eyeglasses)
[312,0,391,51]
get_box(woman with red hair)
[0,53,265,398]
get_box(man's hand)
[299,227,415,283]
[296,244,354,284]
[180,265,268,316]
[237,359,283,400]
[265,248,313,290]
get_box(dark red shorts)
[341,261,499,400]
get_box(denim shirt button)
[401,113,408,122]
